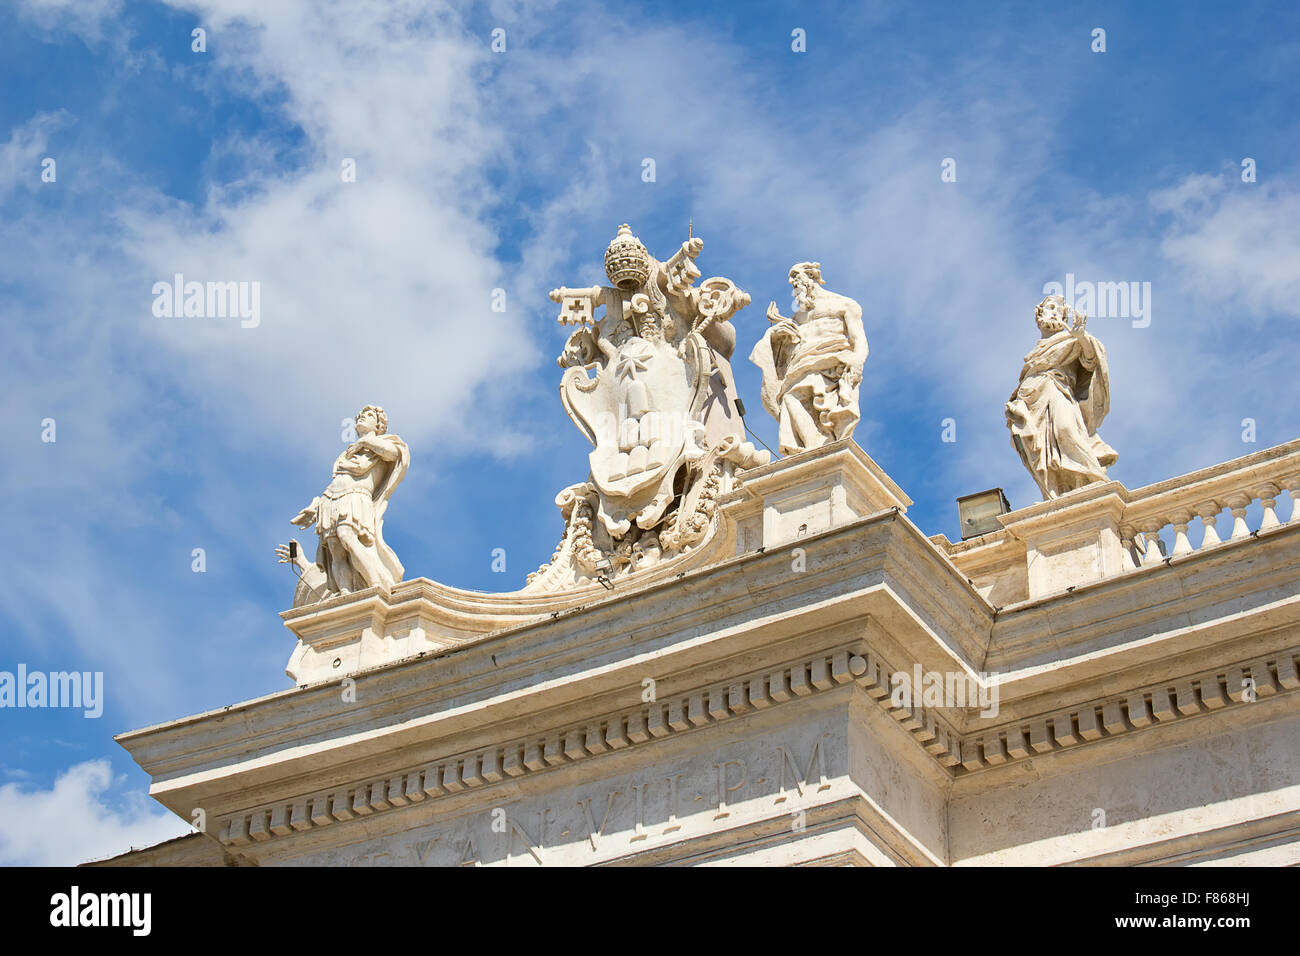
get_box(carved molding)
[217,641,1300,846]
[945,647,1300,775]
[218,644,868,847]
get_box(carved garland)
[658,461,722,553]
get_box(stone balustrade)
[946,439,1300,604]
[1117,439,1300,571]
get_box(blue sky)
[2,0,1298,864]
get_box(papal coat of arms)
[525,224,769,590]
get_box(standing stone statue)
[749,262,868,455]
[277,405,410,606]
[1005,295,1118,499]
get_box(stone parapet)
[939,438,1300,603]
[112,438,1300,866]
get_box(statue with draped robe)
[277,405,410,606]
[1005,295,1118,499]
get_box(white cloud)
[1149,172,1227,215]
[1155,174,1300,320]
[0,760,190,866]
[107,1,538,456]
[0,113,67,201]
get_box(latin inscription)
[303,726,840,866]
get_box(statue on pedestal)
[526,223,769,591]
[749,262,868,455]
[277,405,410,606]
[1005,295,1118,500]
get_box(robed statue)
[277,405,410,606]
[1005,295,1118,499]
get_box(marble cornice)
[117,492,1300,851]
[119,513,984,812]
[203,634,1300,854]
[122,514,943,742]
[986,520,1300,678]
[212,644,878,853]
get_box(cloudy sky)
[2,0,1297,864]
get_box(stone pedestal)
[997,481,1129,601]
[724,439,912,553]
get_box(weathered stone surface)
[526,223,769,594]
[1006,295,1117,500]
[750,263,868,456]
[276,405,409,607]
[111,438,1300,866]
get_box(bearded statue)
[1005,295,1118,499]
[749,262,868,455]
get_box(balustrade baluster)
[1286,475,1300,524]
[1119,524,1141,570]
[1140,521,1165,567]
[1255,483,1281,532]
[1169,510,1194,557]
[1223,493,1252,540]
[1195,502,1222,548]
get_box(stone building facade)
[98,437,1300,866]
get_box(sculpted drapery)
[278,405,409,606]
[1006,295,1117,499]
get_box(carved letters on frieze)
[309,732,836,867]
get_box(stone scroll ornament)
[525,224,770,592]
[749,262,868,456]
[276,405,410,607]
[1005,294,1118,499]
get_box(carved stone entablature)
[217,644,870,852]
[118,431,1300,867]
[940,437,1300,604]
[214,639,1300,858]
[945,649,1300,774]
